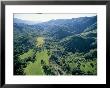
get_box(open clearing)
[24,50,51,75]
[36,37,45,47]
[19,49,35,60]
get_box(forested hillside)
[14,16,97,75]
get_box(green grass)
[24,61,43,75]
[36,37,45,47]
[24,50,51,75]
[36,50,50,65]
[19,49,35,60]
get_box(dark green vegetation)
[14,16,97,75]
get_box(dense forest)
[14,16,97,75]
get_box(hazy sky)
[14,13,96,22]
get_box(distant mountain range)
[14,18,41,25]
[14,16,97,40]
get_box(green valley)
[14,15,97,75]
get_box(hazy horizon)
[14,13,96,22]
